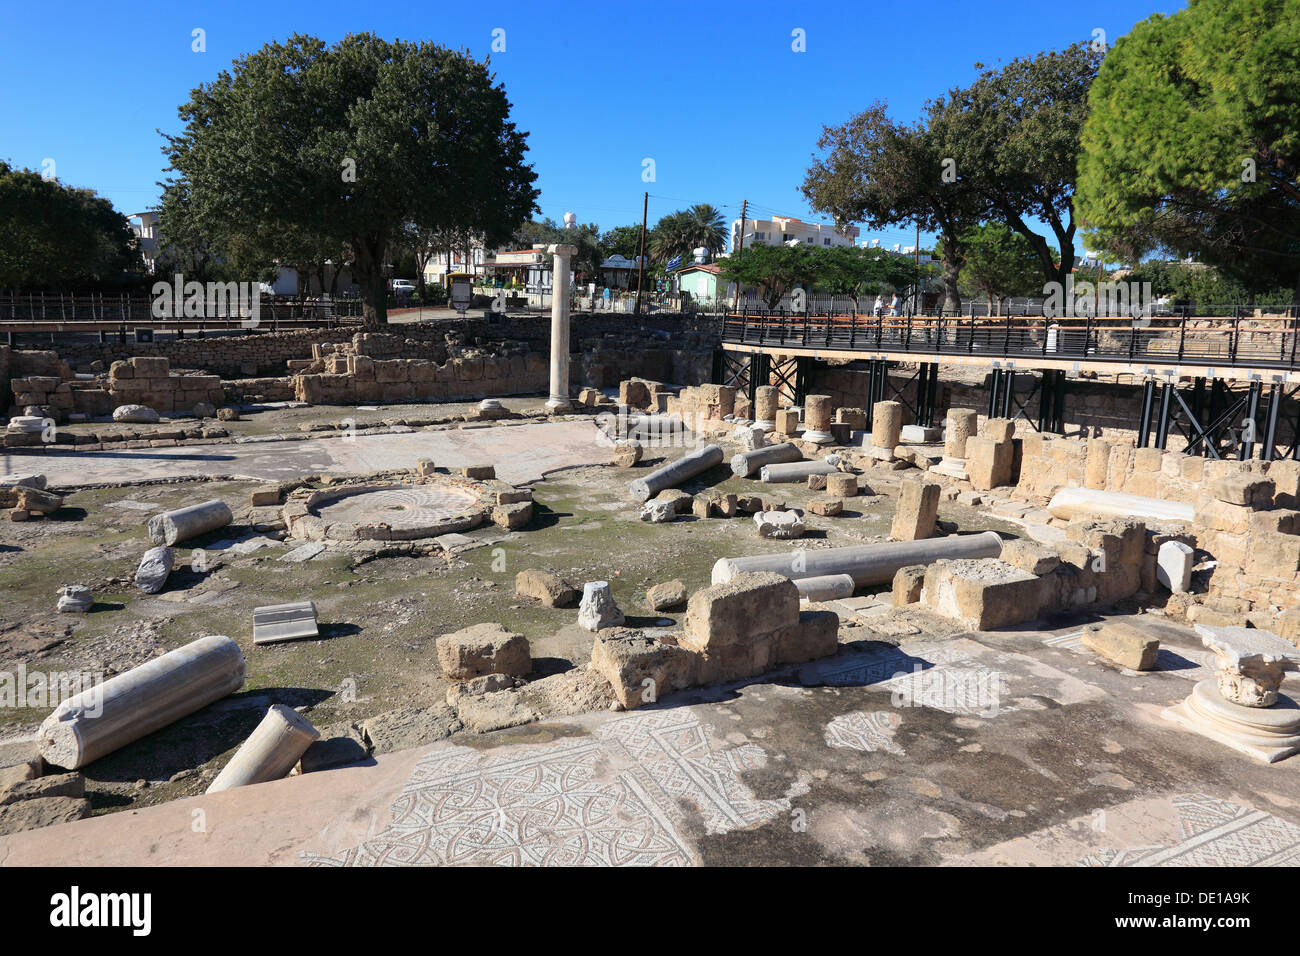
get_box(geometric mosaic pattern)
[824,711,904,755]
[1076,793,1300,867]
[302,708,789,866]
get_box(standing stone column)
[931,407,978,478]
[870,401,903,460]
[753,386,779,430]
[803,395,834,445]
[546,243,577,412]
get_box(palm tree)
[683,204,727,257]
[649,211,692,264]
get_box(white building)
[730,216,859,252]
[128,211,162,273]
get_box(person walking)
[873,294,885,318]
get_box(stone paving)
[5,615,1298,866]
[2,419,612,488]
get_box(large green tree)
[1076,0,1300,302]
[810,245,917,310]
[957,223,1042,313]
[0,162,141,288]
[803,102,981,313]
[163,33,539,326]
[939,43,1104,290]
[716,243,817,310]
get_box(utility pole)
[732,199,748,311]
[914,221,920,316]
[634,191,648,316]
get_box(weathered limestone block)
[515,569,579,608]
[808,497,843,516]
[982,418,1015,442]
[774,408,800,435]
[1082,620,1160,670]
[890,478,940,541]
[112,404,160,424]
[591,628,697,710]
[922,559,1044,630]
[965,436,1013,490]
[436,623,531,681]
[826,472,858,498]
[492,501,532,529]
[682,571,799,653]
[55,585,93,613]
[1211,475,1274,508]
[460,464,496,480]
[892,565,927,605]
[1000,539,1061,576]
[646,579,687,611]
[619,380,652,409]
[1084,439,1112,490]
[773,609,840,665]
[578,581,624,632]
[130,356,169,378]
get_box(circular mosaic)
[305,483,486,541]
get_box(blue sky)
[0,0,1182,249]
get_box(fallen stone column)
[147,499,233,545]
[1048,487,1194,524]
[760,460,838,483]
[731,442,802,477]
[38,635,246,769]
[206,704,320,793]
[712,530,1004,587]
[794,574,855,601]
[629,443,724,502]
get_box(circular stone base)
[301,483,486,541]
[802,429,834,445]
[1163,679,1300,763]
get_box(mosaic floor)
[303,708,792,866]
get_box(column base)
[545,397,572,412]
[802,429,834,445]
[929,457,969,480]
[1161,680,1300,764]
[753,419,775,432]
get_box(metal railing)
[0,292,364,332]
[721,310,1300,371]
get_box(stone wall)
[1012,433,1300,622]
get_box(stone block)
[515,569,578,608]
[492,501,532,530]
[965,437,1013,490]
[130,356,169,378]
[892,565,926,605]
[774,409,800,435]
[826,473,858,498]
[983,418,1015,442]
[681,571,799,652]
[436,623,531,681]
[808,497,843,516]
[922,559,1044,630]
[1212,475,1274,508]
[590,628,697,709]
[646,580,687,611]
[1000,539,1061,575]
[1082,620,1159,670]
[890,478,940,541]
[773,609,839,665]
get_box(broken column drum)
[760,460,838,483]
[802,395,834,445]
[38,635,246,769]
[147,499,233,546]
[753,386,779,430]
[206,704,320,793]
[871,401,903,453]
[731,442,802,477]
[712,530,1004,587]
[629,443,724,502]
[794,574,856,602]
[545,243,577,411]
[944,409,978,459]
